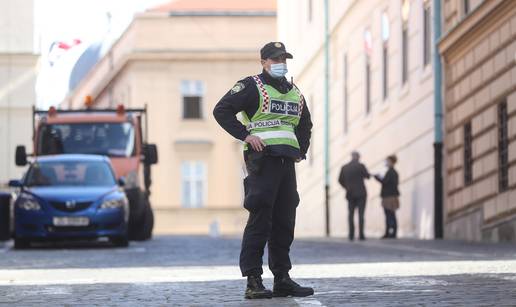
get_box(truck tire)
[128,198,154,241]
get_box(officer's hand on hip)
[245,135,266,152]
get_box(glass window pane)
[195,180,204,207]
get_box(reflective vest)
[241,75,303,151]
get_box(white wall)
[0,0,38,185]
[279,0,435,238]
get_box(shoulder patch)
[230,82,245,94]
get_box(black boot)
[273,274,314,297]
[245,275,272,299]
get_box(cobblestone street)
[1,236,516,306]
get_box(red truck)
[15,105,158,240]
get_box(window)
[364,29,372,115]
[464,122,473,186]
[498,101,509,192]
[423,1,432,67]
[381,13,390,100]
[343,53,348,134]
[401,0,410,84]
[463,0,470,15]
[181,80,204,119]
[307,0,313,22]
[365,59,371,114]
[181,161,206,208]
[401,27,409,83]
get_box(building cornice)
[438,0,512,57]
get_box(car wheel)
[109,236,129,247]
[14,238,30,249]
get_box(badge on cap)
[230,82,245,94]
[274,42,282,48]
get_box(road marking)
[1,260,516,286]
[347,289,438,293]
[359,240,488,258]
[295,297,326,306]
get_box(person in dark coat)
[338,151,370,241]
[374,155,400,239]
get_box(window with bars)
[343,53,348,134]
[464,122,473,186]
[181,80,204,119]
[423,2,432,67]
[498,100,509,192]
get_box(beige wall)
[440,0,516,242]
[63,12,276,234]
[279,0,435,238]
[0,0,38,185]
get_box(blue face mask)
[269,63,288,78]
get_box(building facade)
[439,0,516,242]
[0,0,38,186]
[278,0,436,238]
[63,0,277,235]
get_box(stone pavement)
[0,236,516,306]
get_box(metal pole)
[433,0,444,239]
[324,0,330,237]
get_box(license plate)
[53,217,90,227]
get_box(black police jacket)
[213,70,313,160]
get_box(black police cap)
[260,42,293,60]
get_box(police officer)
[213,42,313,299]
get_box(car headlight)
[17,193,41,211]
[100,198,127,209]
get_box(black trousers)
[240,156,299,277]
[347,197,366,239]
[383,207,397,236]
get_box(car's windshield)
[37,123,135,157]
[25,160,116,187]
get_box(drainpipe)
[323,0,330,237]
[433,0,444,239]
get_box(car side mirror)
[143,143,158,165]
[15,145,28,166]
[118,177,126,187]
[8,180,22,187]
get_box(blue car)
[9,154,129,248]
